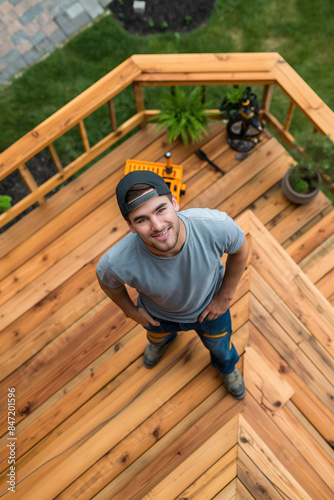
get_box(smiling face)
[126,190,186,257]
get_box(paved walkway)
[0,0,110,84]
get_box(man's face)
[126,191,184,257]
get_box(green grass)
[0,0,333,171]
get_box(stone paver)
[0,0,110,84]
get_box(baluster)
[108,99,117,131]
[18,164,45,205]
[132,82,146,129]
[260,84,274,120]
[284,101,295,131]
[78,120,90,152]
[201,85,206,104]
[48,143,63,172]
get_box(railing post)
[132,82,146,129]
[259,84,274,121]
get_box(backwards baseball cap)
[116,170,172,217]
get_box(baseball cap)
[116,170,172,217]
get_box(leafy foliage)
[154,87,213,146]
[289,134,334,193]
[225,87,246,104]
[0,195,12,212]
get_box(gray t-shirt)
[96,208,244,322]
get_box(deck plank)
[0,124,333,499]
[138,416,238,500]
[212,478,238,500]
[316,268,334,299]
[250,295,333,413]
[266,192,332,244]
[237,447,284,500]
[56,368,223,499]
[241,395,334,500]
[244,349,334,492]
[299,234,334,284]
[286,211,334,263]
[250,268,334,384]
[249,324,334,445]
[175,445,237,500]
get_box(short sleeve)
[96,253,124,288]
[220,213,244,254]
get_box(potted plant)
[220,86,246,122]
[220,86,263,153]
[154,86,213,146]
[282,133,334,204]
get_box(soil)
[0,153,69,233]
[1,0,216,232]
[107,0,216,36]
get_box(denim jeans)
[145,308,239,374]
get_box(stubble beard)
[147,218,181,255]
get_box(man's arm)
[199,237,249,322]
[96,274,160,327]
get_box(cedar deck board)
[0,126,333,499]
[56,368,224,500]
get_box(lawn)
[0,0,333,164]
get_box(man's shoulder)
[179,207,229,223]
[97,232,139,276]
[102,232,138,258]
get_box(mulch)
[108,0,215,36]
[0,153,67,233]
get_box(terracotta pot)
[281,171,321,205]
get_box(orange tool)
[124,152,186,203]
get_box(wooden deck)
[0,123,333,499]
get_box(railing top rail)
[1,53,333,180]
[0,58,141,180]
[131,52,282,73]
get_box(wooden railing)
[1,53,333,228]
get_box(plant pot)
[281,171,321,205]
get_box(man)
[96,170,249,399]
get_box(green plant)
[226,86,246,104]
[184,16,192,25]
[220,86,247,121]
[148,18,155,28]
[161,21,168,29]
[0,195,12,212]
[154,86,213,146]
[289,134,334,194]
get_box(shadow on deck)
[0,123,333,499]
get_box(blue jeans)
[145,308,239,375]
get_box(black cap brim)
[116,170,172,217]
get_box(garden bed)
[108,0,215,35]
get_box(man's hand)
[96,275,160,328]
[198,293,231,323]
[198,238,249,323]
[134,307,161,328]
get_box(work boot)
[143,342,169,368]
[222,368,246,399]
